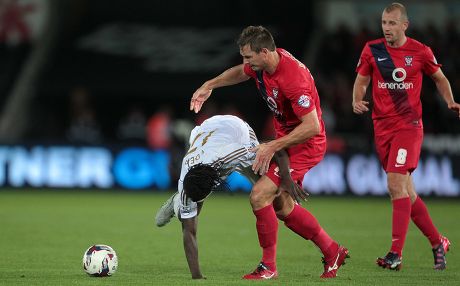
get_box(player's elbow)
[300,112,321,138]
[298,121,320,142]
[314,122,321,135]
[309,120,321,137]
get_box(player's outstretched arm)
[431,69,460,119]
[273,149,309,202]
[181,202,206,279]
[190,64,250,113]
[352,74,371,114]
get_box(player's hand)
[279,177,309,203]
[190,86,213,113]
[448,101,460,119]
[352,100,369,114]
[251,143,276,175]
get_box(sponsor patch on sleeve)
[297,95,311,108]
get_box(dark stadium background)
[1,1,460,286]
[0,0,459,195]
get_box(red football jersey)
[244,48,326,145]
[356,37,441,135]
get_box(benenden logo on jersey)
[377,67,414,90]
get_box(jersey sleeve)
[422,46,442,75]
[243,63,256,78]
[356,44,373,76]
[283,75,317,119]
[288,91,316,118]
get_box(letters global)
[304,154,459,196]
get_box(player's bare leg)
[272,191,294,217]
[377,172,410,270]
[249,175,279,210]
[274,192,349,278]
[243,176,279,280]
[407,176,451,270]
[406,176,418,203]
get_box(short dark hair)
[237,25,276,53]
[384,2,408,21]
[183,163,228,202]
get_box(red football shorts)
[266,140,326,188]
[374,128,423,174]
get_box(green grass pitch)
[0,191,458,285]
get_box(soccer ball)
[82,244,118,276]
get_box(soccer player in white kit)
[155,115,305,279]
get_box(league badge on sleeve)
[298,95,311,108]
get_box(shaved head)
[384,2,408,21]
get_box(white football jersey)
[174,115,259,219]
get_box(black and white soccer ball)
[82,244,118,277]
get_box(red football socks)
[411,196,441,247]
[390,197,411,256]
[254,205,278,271]
[313,229,339,259]
[283,204,337,258]
[283,204,320,240]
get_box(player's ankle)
[324,242,339,260]
[262,261,276,271]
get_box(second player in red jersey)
[353,2,459,272]
[191,25,348,280]
[357,37,441,134]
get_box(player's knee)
[387,178,408,199]
[275,209,290,220]
[274,194,295,220]
[408,192,417,203]
[250,178,278,209]
[249,185,264,206]
[249,184,273,208]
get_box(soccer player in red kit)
[191,25,349,279]
[353,3,460,271]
